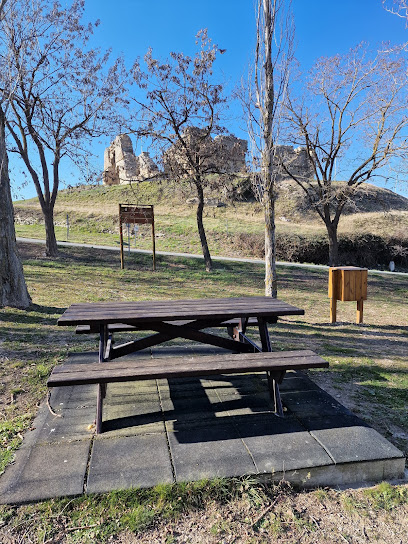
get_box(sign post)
[119,204,156,270]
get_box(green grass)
[14,182,408,264]
[0,478,245,542]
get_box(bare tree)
[0,0,127,257]
[241,0,295,297]
[0,0,31,308]
[130,30,229,272]
[383,0,408,21]
[283,43,408,265]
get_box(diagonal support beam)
[135,321,256,353]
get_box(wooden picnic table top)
[57,296,304,327]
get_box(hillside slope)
[14,178,408,217]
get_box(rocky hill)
[14,178,408,221]
[275,180,408,219]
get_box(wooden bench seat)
[47,350,328,434]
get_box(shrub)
[233,231,408,269]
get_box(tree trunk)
[195,181,213,272]
[43,205,58,257]
[327,225,339,266]
[0,108,31,308]
[264,189,277,298]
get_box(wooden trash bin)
[328,266,368,324]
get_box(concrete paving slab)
[235,415,333,474]
[1,345,405,505]
[86,433,174,493]
[21,395,95,447]
[101,382,164,436]
[0,440,90,504]
[206,374,268,394]
[107,382,159,397]
[279,371,322,392]
[49,383,97,406]
[158,378,215,397]
[167,424,256,481]
[101,404,164,435]
[206,389,273,410]
[281,389,355,418]
[309,419,405,464]
[32,406,96,444]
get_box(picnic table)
[57,296,305,360]
[50,296,328,433]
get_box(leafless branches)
[241,0,295,296]
[283,43,408,264]
[130,30,230,272]
[383,0,408,23]
[0,0,128,256]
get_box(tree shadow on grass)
[265,319,408,356]
[0,305,65,326]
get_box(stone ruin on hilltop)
[102,133,314,186]
[162,128,248,177]
[103,135,159,185]
[274,145,315,182]
[102,131,248,185]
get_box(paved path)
[0,344,404,504]
[16,237,407,277]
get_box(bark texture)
[195,181,213,272]
[263,190,277,297]
[0,108,31,308]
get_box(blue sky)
[12,0,408,199]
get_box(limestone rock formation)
[103,135,159,185]
[273,145,315,182]
[163,128,248,176]
[214,135,248,173]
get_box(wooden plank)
[58,297,304,326]
[120,214,153,224]
[109,318,234,358]
[329,267,368,302]
[48,350,328,387]
[51,349,320,370]
[60,296,302,313]
[361,270,368,300]
[76,318,264,334]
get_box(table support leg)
[96,325,108,433]
[98,325,108,363]
[96,384,103,434]
[258,317,285,416]
[267,371,286,417]
[257,317,271,352]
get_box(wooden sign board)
[119,204,156,270]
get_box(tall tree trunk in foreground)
[248,0,294,297]
[263,187,277,297]
[257,0,278,297]
[0,108,31,308]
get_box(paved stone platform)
[0,345,405,504]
